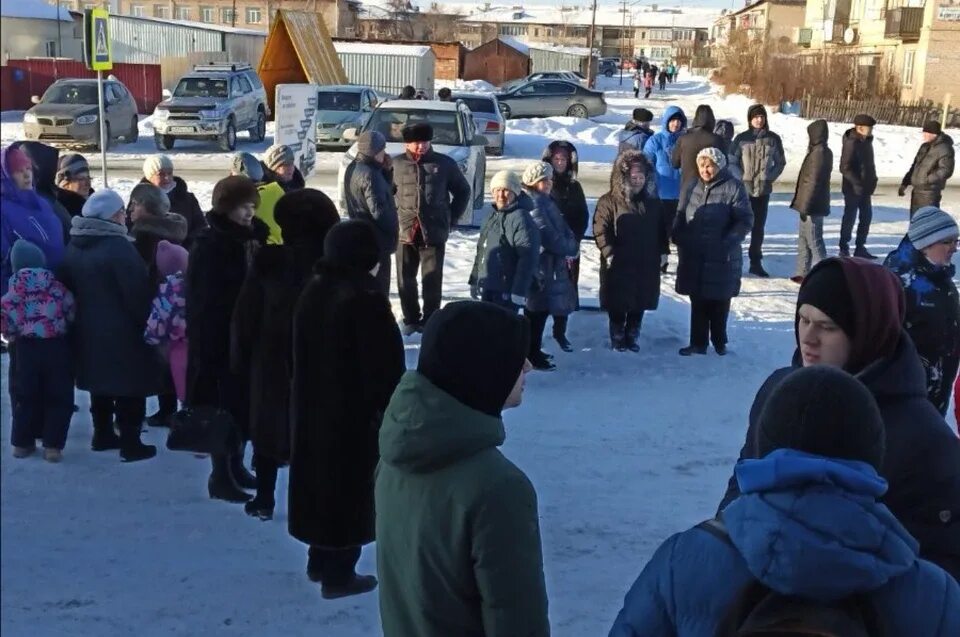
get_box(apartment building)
[797,0,960,102]
[711,0,807,48]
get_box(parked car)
[337,99,488,212]
[599,59,619,77]
[151,63,269,152]
[23,78,139,150]
[451,92,505,156]
[315,85,379,149]
[495,79,607,119]
[501,71,584,91]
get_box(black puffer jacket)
[673,169,753,300]
[790,119,833,217]
[594,151,666,313]
[671,105,727,189]
[55,186,88,218]
[840,127,878,197]
[393,149,471,247]
[130,212,189,285]
[541,141,589,242]
[902,133,955,202]
[343,154,399,255]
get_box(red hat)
[5,146,32,175]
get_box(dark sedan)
[495,80,607,119]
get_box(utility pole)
[619,0,627,86]
[586,0,598,87]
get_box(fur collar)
[132,213,188,243]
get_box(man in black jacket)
[344,131,399,296]
[839,113,878,258]
[392,122,471,335]
[671,104,725,191]
[899,121,955,216]
[790,119,832,283]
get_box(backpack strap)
[697,517,734,548]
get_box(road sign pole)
[97,70,108,186]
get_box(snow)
[459,4,721,28]
[0,0,73,21]
[3,177,957,634]
[334,42,433,57]
[497,36,531,56]
[434,78,497,93]
[117,14,267,36]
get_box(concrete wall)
[0,17,82,64]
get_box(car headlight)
[153,108,168,120]
[75,114,98,125]
[199,108,227,120]
[23,113,38,124]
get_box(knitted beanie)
[263,144,295,170]
[143,154,174,179]
[155,240,189,278]
[796,259,856,339]
[10,239,46,271]
[82,188,126,220]
[908,206,958,251]
[231,152,264,182]
[357,131,387,157]
[322,219,380,272]
[56,153,90,184]
[922,121,942,135]
[521,161,553,187]
[490,170,522,196]
[696,147,727,171]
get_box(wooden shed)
[333,38,465,81]
[462,37,530,87]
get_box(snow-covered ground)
[2,180,958,634]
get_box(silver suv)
[152,63,269,151]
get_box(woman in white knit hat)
[141,154,206,243]
[469,170,541,313]
[884,205,960,416]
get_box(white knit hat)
[521,161,554,187]
[489,170,522,196]
[81,188,126,220]
[142,154,174,178]
[263,144,294,170]
[696,147,727,171]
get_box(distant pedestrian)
[54,152,92,217]
[344,130,399,296]
[231,151,286,246]
[469,170,540,312]
[643,72,654,99]
[839,113,878,258]
[673,148,753,356]
[884,206,960,416]
[632,71,641,99]
[790,119,833,283]
[713,119,734,149]
[144,240,189,404]
[594,151,665,352]
[1,240,75,462]
[376,301,547,637]
[644,105,686,273]
[899,121,955,216]
[437,87,452,102]
[658,70,667,91]
[730,104,786,278]
[618,108,654,155]
[141,155,207,243]
[261,143,306,196]
[671,104,725,190]
[399,85,416,100]
[289,219,405,599]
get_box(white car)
[338,100,488,222]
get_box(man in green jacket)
[375,301,548,637]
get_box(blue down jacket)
[609,450,960,636]
[643,106,686,200]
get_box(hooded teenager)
[643,106,686,271]
[899,121,955,215]
[595,151,665,352]
[288,219,405,599]
[884,207,960,417]
[610,366,960,636]
[376,301,547,637]
[790,119,832,282]
[718,258,960,580]
[141,155,207,244]
[839,113,879,258]
[230,189,341,521]
[671,104,726,190]
[730,104,787,278]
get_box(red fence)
[0,59,162,114]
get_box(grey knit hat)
[82,188,126,220]
[143,154,174,179]
[128,182,171,217]
[263,144,294,170]
[357,131,386,157]
[521,161,553,187]
[56,153,89,184]
[231,152,264,182]
[490,170,522,196]
[908,206,959,251]
[696,147,727,171]
[10,239,46,271]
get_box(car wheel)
[249,109,266,143]
[219,119,237,152]
[567,104,588,119]
[488,146,503,157]
[155,134,175,150]
[126,116,139,143]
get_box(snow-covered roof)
[2,0,73,22]
[110,13,267,36]
[497,36,530,55]
[458,5,719,29]
[334,41,433,56]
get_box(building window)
[176,7,191,20]
[130,4,144,16]
[498,25,526,36]
[903,50,915,86]
[154,5,168,18]
[45,41,58,57]
[200,6,214,22]
[246,7,262,24]
[221,8,236,24]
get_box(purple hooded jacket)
[1,145,65,295]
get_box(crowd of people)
[1,86,959,633]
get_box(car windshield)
[42,84,98,105]
[454,97,495,114]
[174,78,229,98]
[317,92,361,111]
[365,109,463,145]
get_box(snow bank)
[434,79,497,94]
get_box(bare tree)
[383,0,416,39]
[422,3,462,42]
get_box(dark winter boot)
[749,261,770,278]
[208,454,252,503]
[529,351,556,372]
[679,345,708,356]
[552,316,573,352]
[230,445,258,490]
[91,416,121,452]
[321,574,379,600]
[624,320,641,353]
[854,247,877,260]
[245,457,277,521]
[609,323,627,352]
[838,245,850,257]
[119,422,157,463]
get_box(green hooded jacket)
[375,371,550,637]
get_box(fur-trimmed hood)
[131,212,188,244]
[609,149,658,205]
[541,140,580,180]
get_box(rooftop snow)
[459,5,719,29]
[498,36,531,55]
[1,0,73,22]
[111,13,268,36]
[334,41,433,57]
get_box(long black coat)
[130,212,188,285]
[287,261,405,548]
[671,106,726,190]
[185,214,269,428]
[718,335,960,580]
[230,241,322,464]
[673,170,753,301]
[902,133,955,212]
[840,128,878,197]
[541,141,589,241]
[594,151,666,313]
[790,119,833,217]
[141,177,207,245]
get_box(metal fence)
[800,96,960,128]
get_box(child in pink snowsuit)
[144,240,189,402]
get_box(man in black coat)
[288,219,405,599]
[790,119,832,282]
[717,258,960,580]
[839,113,879,259]
[899,121,955,216]
[392,122,471,335]
[343,130,399,296]
[671,104,726,191]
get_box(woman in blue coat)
[609,366,960,637]
[643,106,686,272]
[673,147,752,356]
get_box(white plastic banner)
[274,84,318,178]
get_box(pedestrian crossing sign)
[84,8,112,71]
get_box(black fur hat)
[402,122,433,143]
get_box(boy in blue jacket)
[643,106,686,273]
